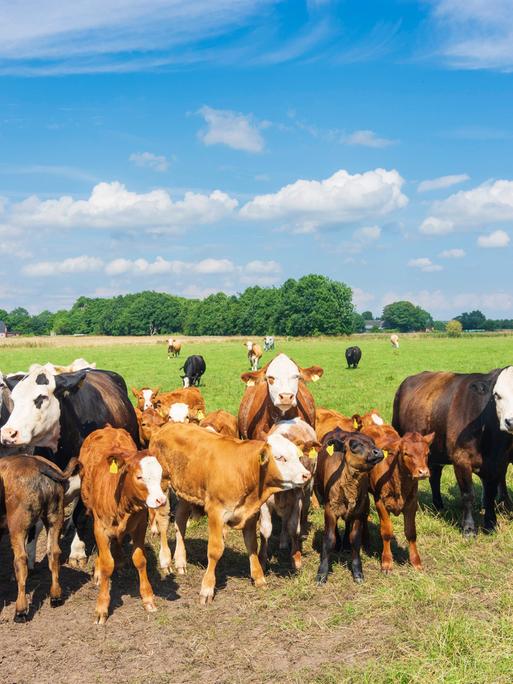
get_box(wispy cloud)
[477,230,510,248]
[439,248,465,258]
[343,129,397,148]
[129,152,169,172]
[408,257,443,272]
[417,174,469,193]
[197,106,267,153]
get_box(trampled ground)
[1,336,513,683]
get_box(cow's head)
[393,432,434,480]
[324,430,384,472]
[241,354,323,413]
[491,367,513,433]
[264,433,311,489]
[168,402,190,423]
[107,450,167,509]
[0,369,87,449]
[132,386,160,411]
[245,341,253,352]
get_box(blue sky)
[1,0,513,318]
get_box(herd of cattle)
[0,342,513,625]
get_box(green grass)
[2,335,513,683]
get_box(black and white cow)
[180,355,206,388]
[0,367,139,565]
[264,336,275,352]
[345,346,362,369]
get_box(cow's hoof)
[352,574,364,584]
[462,526,477,538]
[50,597,64,608]
[199,590,214,605]
[95,614,107,626]
[253,577,267,589]
[176,566,186,575]
[144,601,157,613]
[160,565,173,576]
[381,565,392,575]
[14,612,28,623]
[316,573,328,585]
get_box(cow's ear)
[259,445,270,466]
[351,414,363,430]
[241,370,265,387]
[300,366,324,383]
[423,431,436,446]
[5,373,25,391]
[153,387,160,398]
[54,370,87,396]
[325,437,345,455]
[470,381,490,396]
[106,452,127,474]
[304,440,322,459]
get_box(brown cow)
[315,407,384,441]
[167,338,182,358]
[0,455,77,621]
[393,368,513,535]
[315,429,383,584]
[360,423,434,573]
[260,418,321,569]
[79,426,167,624]
[200,409,239,437]
[150,423,310,604]
[245,341,263,371]
[135,407,167,447]
[131,386,206,421]
[238,353,323,440]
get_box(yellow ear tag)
[109,460,119,474]
[311,374,320,383]
[247,380,255,387]
[197,410,204,420]
[326,444,335,455]
[309,447,317,459]
[383,450,388,459]
[353,418,358,429]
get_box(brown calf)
[0,455,77,621]
[79,426,167,624]
[315,407,384,441]
[199,409,239,437]
[135,407,167,447]
[315,429,383,584]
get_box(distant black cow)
[345,346,362,369]
[393,367,513,536]
[181,355,206,387]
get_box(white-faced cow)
[245,342,263,372]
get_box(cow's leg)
[199,510,224,604]
[403,498,422,570]
[288,497,302,570]
[10,529,29,622]
[258,503,272,570]
[429,463,444,511]
[173,499,191,575]
[300,488,312,535]
[482,476,499,533]
[27,520,44,570]
[316,507,338,584]
[129,512,156,613]
[153,499,172,574]
[93,519,114,625]
[349,516,364,583]
[45,510,64,607]
[453,457,477,537]
[496,473,513,511]
[69,499,88,568]
[242,514,266,588]
[376,499,394,574]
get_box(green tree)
[446,319,463,337]
[6,307,32,334]
[456,310,486,331]
[361,310,373,320]
[382,301,433,332]
[352,312,366,333]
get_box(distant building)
[0,320,7,338]
[364,319,384,331]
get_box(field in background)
[1,336,513,683]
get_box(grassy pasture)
[1,335,513,683]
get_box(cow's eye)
[34,394,48,409]
[274,455,284,462]
[494,392,501,401]
[267,376,275,385]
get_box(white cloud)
[352,287,375,309]
[420,217,455,235]
[22,255,104,277]
[198,106,265,153]
[439,248,465,258]
[383,288,513,315]
[8,181,237,233]
[343,129,397,148]
[129,152,169,172]
[428,179,513,227]
[195,258,236,274]
[477,230,510,248]
[0,240,32,259]
[417,174,469,193]
[240,168,407,232]
[408,257,443,272]
[243,260,281,274]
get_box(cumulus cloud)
[129,152,169,172]
[240,168,407,232]
[419,217,454,235]
[383,288,513,315]
[417,174,469,193]
[439,248,465,258]
[408,257,443,272]
[342,129,397,148]
[8,181,237,233]
[198,106,266,153]
[477,229,510,248]
[22,255,104,277]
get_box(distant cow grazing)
[314,429,383,584]
[79,426,167,624]
[345,346,362,369]
[264,336,275,352]
[390,334,399,349]
[238,353,324,440]
[393,367,513,535]
[167,338,182,358]
[180,355,206,387]
[245,341,263,371]
[0,455,77,621]
[150,423,310,604]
